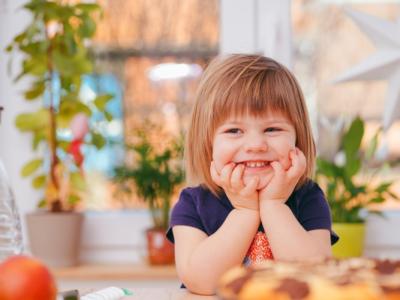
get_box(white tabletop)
[81,288,218,300]
[127,288,217,299]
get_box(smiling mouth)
[240,161,271,168]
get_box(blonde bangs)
[211,69,295,129]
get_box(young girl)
[166,54,338,295]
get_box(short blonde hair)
[185,54,316,196]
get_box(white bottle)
[0,108,23,262]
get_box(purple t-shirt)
[167,180,339,246]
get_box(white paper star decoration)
[334,8,400,131]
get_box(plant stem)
[149,199,158,229]
[162,195,170,230]
[47,27,61,212]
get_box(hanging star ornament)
[333,8,400,131]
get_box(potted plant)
[316,116,398,258]
[6,0,113,267]
[113,122,184,265]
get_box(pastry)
[217,258,400,300]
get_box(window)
[82,0,219,209]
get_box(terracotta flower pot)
[146,228,174,265]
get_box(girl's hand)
[210,161,259,211]
[259,148,306,204]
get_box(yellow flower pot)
[332,223,365,258]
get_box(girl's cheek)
[214,160,224,173]
[212,150,225,173]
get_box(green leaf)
[21,159,43,177]
[32,175,46,189]
[24,23,41,40]
[21,57,47,77]
[375,182,392,193]
[32,130,46,150]
[15,109,49,132]
[75,3,100,13]
[53,50,92,77]
[37,199,47,208]
[68,194,81,205]
[42,1,61,20]
[15,56,46,81]
[64,33,77,55]
[365,129,380,161]
[343,116,364,159]
[20,42,48,56]
[5,44,13,52]
[104,111,113,122]
[24,81,45,100]
[91,132,106,149]
[58,141,70,152]
[79,16,96,38]
[70,172,86,191]
[58,99,91,128]
[316,158,338,178]
[344,157,361,178]
[369,196,385,203]
[12,31,27,44]
[93,94,113,111]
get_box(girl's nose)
[244,135,268,152]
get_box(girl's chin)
[243,175,271,190]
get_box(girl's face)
[212,111,297,190]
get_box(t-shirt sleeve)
[299,183,339,245]
[166,188,206,243]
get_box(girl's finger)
[287,148,306,179]
[231,163,245,190]
[220,162,235,188]
[241,176,259,196]
[285,149,297,173]
[270,160,286,187]
[281,151,293,172]
[271,161,284,176]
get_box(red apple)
[0,255,57,300]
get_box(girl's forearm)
[182,209,260,295]
[260,201,330,261]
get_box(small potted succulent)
[6,0,112,266]
[316,116,398,258]
[113,122,184,265]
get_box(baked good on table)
[217,258,400,300]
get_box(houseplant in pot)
[6,0,113,267]
[113,122,184,265]
[316,116,398,258]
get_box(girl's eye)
[265,127,281,132]
[225,128,242,134]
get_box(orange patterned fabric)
[244,231,274,266]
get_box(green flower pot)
[332,223,365,258]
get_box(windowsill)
[52,263,178,280]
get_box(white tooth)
[245,161,267,168]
